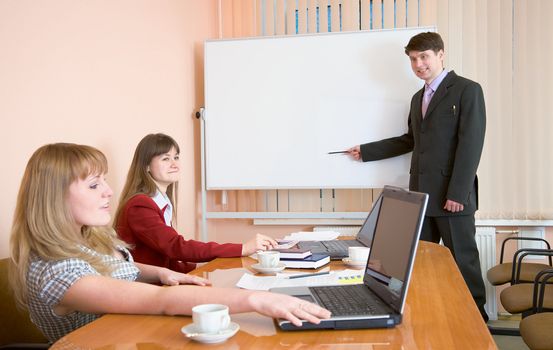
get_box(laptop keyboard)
[310,284,385,316]
[321,240,360,254]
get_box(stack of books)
[271,246,330,269]
[280,253,330,269]
[272,247,312,259]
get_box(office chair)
[487,237,552,286]
[519,269,553,350]
[492,250,553,337]
[500,266,553,316]
[488,243,553,336]
[0,258,49,349]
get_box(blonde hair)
[114,133,180,227]
[9,143,127,308]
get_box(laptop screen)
[356,194,382,247]
[362,187,427,313]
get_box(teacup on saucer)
[348,246,370,262]
[181,322,240,344]
[342,258,366,269]
[251,262,286,274]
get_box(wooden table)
[51,241,497,349]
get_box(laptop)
[270,186,428,330]
[296,194,383,260]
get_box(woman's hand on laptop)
[248,292,331,326]
[242,233,279,256]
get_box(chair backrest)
[0,258,48,346]
[487,237,553,286]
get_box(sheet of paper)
[282,231,340,241]
[275,239,299,249]
[236,269,364,291]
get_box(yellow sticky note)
[338,274,363,284]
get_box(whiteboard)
[204,27,432,190]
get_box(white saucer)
[181,322,240,344]
[251,262,286,274]
[342,258,366,269]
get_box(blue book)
[280,253,330,269]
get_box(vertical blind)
[211,0,553,220]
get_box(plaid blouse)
[26,245,140,342]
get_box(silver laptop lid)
[362,186,428,314]
[356,193,383,247]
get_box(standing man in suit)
[347,32,488,321]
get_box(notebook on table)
[270,186,428,331]
[280,253,330,269]
[297,194,382,260]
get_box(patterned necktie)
[421,86,434,118]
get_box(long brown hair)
[114,133,180,227]
[9,143,127,308]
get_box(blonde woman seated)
[9,143,330,342]
[114,133,277,273]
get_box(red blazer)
[116,194,242,273]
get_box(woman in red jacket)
[114,133,278,273]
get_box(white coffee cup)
[348,246,370,262]
[257,250,280,268]
[192,304,231,334]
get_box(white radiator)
[313,226,361,237]
[476,226,497,320]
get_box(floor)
[489,315,530,350]
[493,335,529,350]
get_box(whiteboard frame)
[200,27,436,239]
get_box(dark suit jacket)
[360,71,486,216]
[116,194,242,273]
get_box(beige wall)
[0,0,219,258]
[3,1,550,264]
